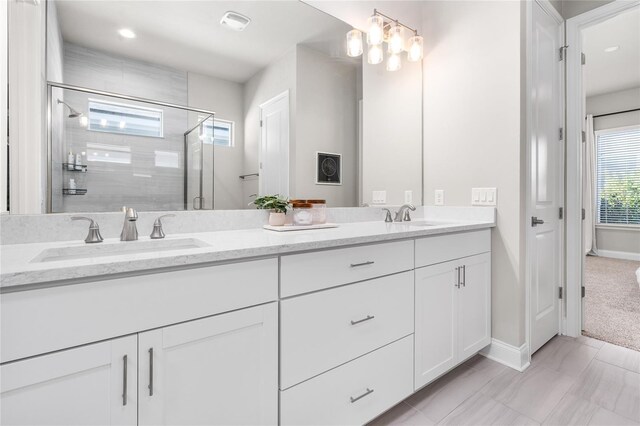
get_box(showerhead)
[57,99,84,118]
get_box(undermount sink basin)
[404,220,451,227]
[31,238,210,263]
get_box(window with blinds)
[596,126,640,225]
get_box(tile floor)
[369,335,640,425]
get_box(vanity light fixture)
[347,9,423,71]
[220,11,251,31]
[118,28,136,39]
[347,29,363,57]
[79,116,88,127]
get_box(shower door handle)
[192,196,204,210]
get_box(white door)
[259,91,289,197]
[414,260,458,390]
[530,0,564,354]
[138,303,278,425]
[0,336,137,426]
[458,253,492,361]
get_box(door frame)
[258,90,290,198]
[525,0,565,361]
[564,0,640,337]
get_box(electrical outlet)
[472,188,497,206]
[372,190,386,204]
[404,190,413,204]
[434,190,444,206]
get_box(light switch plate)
[472,188,497,206]
[434,190,444,206]
[404,190,413,204]
[372,190,386,204]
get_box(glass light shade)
[79,116,88,127]
[386,51,402,71]
[407,35,424,62]
[367,44,384,65]
[346,29,363,57]
[388,23,404,54]
[366,15,384,45]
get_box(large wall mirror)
[7,0,422,213]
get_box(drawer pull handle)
[122,354,128,406]
[148,348,154,396]
[350,388,374,403]
[350,261,375,268]
[461,265,466,287]
[351,315,375,325]
[455,267,460,288]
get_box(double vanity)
[0,208,494,425]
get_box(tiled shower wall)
[53,43,190,213]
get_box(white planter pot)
[268,212,286,226]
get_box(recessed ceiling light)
[604,45,619,52]
[118,28,136,39]
[220,11,251,31]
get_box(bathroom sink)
[403,220,451,227]
[31,238,210,263]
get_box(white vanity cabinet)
[415,248,491,390]
[0,335,138,426]
[138,303,278,425]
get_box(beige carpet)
[583,255,640,351]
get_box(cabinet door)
[458,253,492,360]
[1,335,137,426]
[414,260,459,390]
[138,303,278,425]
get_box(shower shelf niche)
[62,163,87,173]
[62,188,87,195]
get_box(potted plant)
[251,195,290,226]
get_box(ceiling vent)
[220,11,251,31]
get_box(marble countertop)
[1,218,494,290]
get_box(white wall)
[296,45,358,207]
[586,87,640,257]
[361,55,422,206]
[421,1,526,347]
[1,0,8,213]
[188,72,245,210]
[7,0,46,214]
[243,49,297,204]
[560,0,615,19]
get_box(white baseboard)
[596,250,640,261]
[480,338,530,372]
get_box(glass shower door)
[184,114,214,210]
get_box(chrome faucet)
[120,207,139,241]
[71,216,104,243]
[394,204,416,222]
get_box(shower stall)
[47,82,217,213]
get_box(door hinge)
[259,120,263,127]
[581,52,586,65]
[581,131,586,143]
[581,286,586,298]
[582,208,586,220]
[559,207,564,219]
[559,45,568,61]
[558,287,563,299]
[559,128,564,140]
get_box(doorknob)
[531,216,545,227]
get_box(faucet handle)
[382,208,393,223]
[150,214,175,239]
[403,209,412,222]
[71,216,104,243]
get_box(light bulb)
[407,35,424,62]
[346,29,363,57]
[386,52,401,71]
[366,14,384,46]
[388,23,404,54]
[368,44,384,65]
[79,116,88,127]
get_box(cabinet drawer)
[281,271,413,389]
[415,229,490,268]
[280,336,413,426]
[1,258,278,363]
[281,240,414,297]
